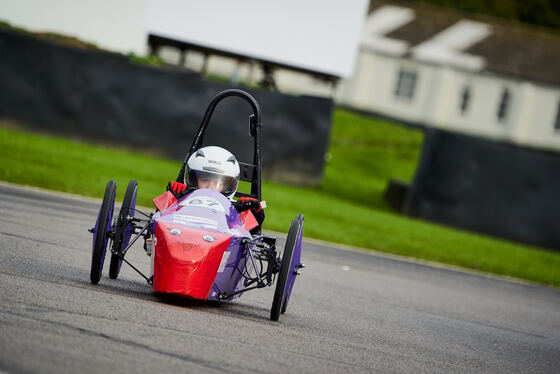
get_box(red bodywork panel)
[153,222,232,299]
[153,191,177,212]
[239,209,258,231]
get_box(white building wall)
[508,81,536,145]
[336,49,560,152]
[441,72,519,140]
[442,72,560,150]
[524,85,560,149]
[428,66,459,129]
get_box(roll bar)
[176,89,263,201]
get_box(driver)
[167,146,265,233]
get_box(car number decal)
[179,196,226,213]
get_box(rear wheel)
[281,292,290,314]
[270,214,304,321]
[109,179,138,279]
[90,180,116,284]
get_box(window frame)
[554,100,560,132]
[459,85,471,115]
[394,68,417,100]
[496,87,511,123]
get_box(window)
[394,69,417,100]
[496,88,511,123]
[459,85,471,114]
[554,101,560,131]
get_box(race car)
[88,89,305,321]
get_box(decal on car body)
[179,196,226,213]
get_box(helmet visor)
[189,170,237,196]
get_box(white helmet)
[186,146,240,199]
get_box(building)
[335,0,560,152]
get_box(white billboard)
[145,0,369,77]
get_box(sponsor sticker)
[172,214,218,228]
[217,251,231,273]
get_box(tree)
[410,0,560,29]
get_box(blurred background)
[1,0,559,283]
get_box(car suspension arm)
[119,255,153,285]
[217,283,266,300]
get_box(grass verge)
[1,115,559,287]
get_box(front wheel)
[270,214,304,321]
[109,179,138,279]
[90,180,116,284]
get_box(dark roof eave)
[148,34,341,82]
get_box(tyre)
[90,180,116,284]
[279,214,304,315]
[270,214,304,321]
[281,291,290,314]
[109,179,138,279]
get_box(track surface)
[1,183,559,373]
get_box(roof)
[365,0,560,86]
[148,34,339,83]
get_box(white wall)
[525,85,560,149]
[0,0,148,54]
[437,71,560,150]
[336,50,560,151]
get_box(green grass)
[320,110,423,210]
[2,113,559,287]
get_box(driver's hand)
[167,181,188,199]
[237,197,262,212]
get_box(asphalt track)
[0,182,559,373]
